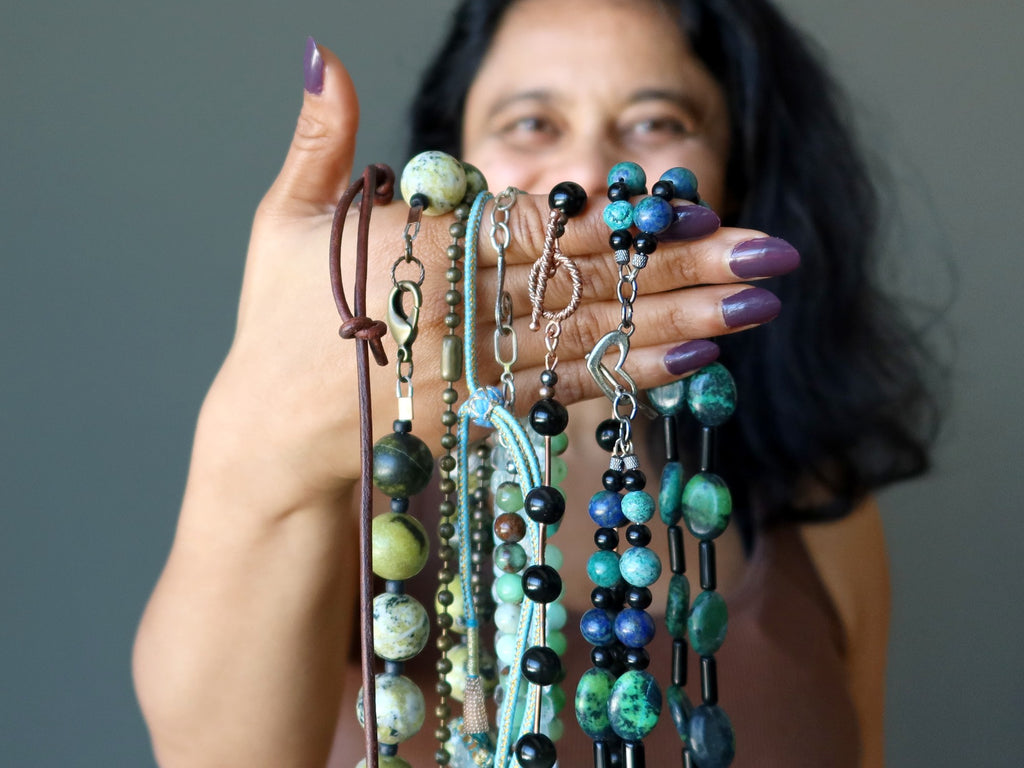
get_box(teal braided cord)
[463,191,492,394]
[457,413,477,632]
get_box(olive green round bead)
[681,471,732,540]
[436,582,467,634]
[686,362,737,426]
[688,590,729,655]
[575,667,616,739]
[371,512,429,581]
[372,431,434,498]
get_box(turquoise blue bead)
[659,461,684,525]
[619,546,662,588]
[688,705,735,768]
[647,378,688,415]
[621,490,655,524]
[608,670,662,741]
[682,472,732,540]
[603,200,634,230]
[614,608,655,648]
[580,608,616,646]
[372,431,434,498]
[688,590,728,655]
[400,150,467,215]
[659,167,699,202]
[686,362,737,426]
[632,195,674,234]
[667,684,694,743]
[665,573,691,639]
[589,490,626,528]
[587,550,623,588]
[575,668,617,740]
[607,162,647,196]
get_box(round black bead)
[622,647,651,670]
[548,181,587,218]
[539,369,558,387]
[515,732,558,768]
[521,645,562,685]
[609,229,633,250]
[626,524,652,547]
[652,180,675,200]
[622,469,647,491]
[596,419,620,452]
[602,469,625,492]
[591,645,615,668]
[393,419,412,433]
[390,497,410,514]
[607,181,631,202]
[524,485,565,525]
[408,193,430,211]
[625,586,653,610]
[591,587,617,609]
[529,398,569,436]
[594,527,619,551]
[634,233,658,254]
[522,564,562,603]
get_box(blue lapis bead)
[580,608,616,646]
[589,490,626,528]
[607,162,647,196]
[659,167,699,202]
[614,607,656,648]
[632,195,674,235]
[603,200,634,230]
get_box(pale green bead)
[547,629,568,657]
[547,601,567,631]
[400,150,467,215]
[495,572,524,603]
[545,543,564,570]
[550,432,569,456]
[550,456,569,485]
[446,644,499,702]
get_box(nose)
[554,137,618,200]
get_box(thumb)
[261,37,359,219]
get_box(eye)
[497,114,561,149]
[624,116,691,141]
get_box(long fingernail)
[304,36,324,95]
[729,237,800,278]
[660,203,721,241]
[721,287,781,328]
[664,339,720,375]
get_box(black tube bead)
[594,740,611,768]
[662,415,678,462]
[699,540,717,591]
[700,655,718,705]
[672,639,687,687]
[668,525,686,574]
[700,425,716,472]
[623,741,646,768]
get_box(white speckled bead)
[372,593,430,662]
[356,673,425,745]
[400,150,467,215]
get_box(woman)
[133,0,936,766]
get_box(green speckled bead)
[621,490,655,524]
[495,572,524,603]
[686,362,737,426]
[688,590,729,655]
[547,628,567,657]
[619,546,662,588]
[356,673,425,744]
[400,150,466,215]
[667,684,694,743]
[665,574,691,640]
[460,161,488,202]
[682,472,732,540]
[575,667,617,739]
[550,432,569,456]
[494,542,527,573]
[495,481,524,512]
[372,513,429,580]
[372,593,429,661]
[608,669,662,741]
[647,378,689,415]
[547,684,567,714]
[587,550,623,588]
[356,755,413,768]
[372,431,434,498]
[659,461,684,525]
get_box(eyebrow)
[485,89,556,120]
[485,88,703,120]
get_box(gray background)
[2,0,1021,765]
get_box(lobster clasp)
[387,280,422,351]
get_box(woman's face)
[462,0,731,209]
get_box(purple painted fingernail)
[664,339,720,375]
[721,287,781,328]
[660,203,721,241]
[304,36,324,95]
[729,237,800,278]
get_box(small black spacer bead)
[595,527,619,551]
[633,233,658,254]
[529,397,569,436]
[672,639,687,686]
[625,585,652,610]
[622,647,650,670]
[408,192,429,211]
[662,415,679,462]
[607,181,632,202]
[522,564,563,603]
[548,181,588,218]
[625,524,652,548]
[609,229,633,250]
[591,586,617,609]
[596,418,620,452]
[602,469,625,492]
[668,525,686,574]
[622,469,647,492]
[539,368,559,387]
[393,419,412,433]
[384,659,403,676]
[623,740,646,768]
[390,497,410,514]
[521,645,562,685]
[700,655,718,705]
[652,180,675,200]
[385,579,404,595]
[380,742,399,758]
[515,732,558,768]
[700,540,717,591]
[591,644,615,668]
[524,485,566,525]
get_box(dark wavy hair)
[409,0,939,543]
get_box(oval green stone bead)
[688,590,729,656]
[356,673,425,744]
[371,513,429,581]
[682,471,732,541]
[667,684,694,743]
[646,378,689,415]
[608,669,662,741]
[575,667,617,739]
[686,362,737,426]
[587,550,623,588]
[665,573,691,640]
[659,461,684,525]
[689,704,736,768]
[495,481,524,512]
[372,593,429,661]
[372,431,434,498]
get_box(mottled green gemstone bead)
[647,378,689,415]
[372,593,429,661]
[372,513,429,581]
[495,481,524,512]
[621,490,655,524]
[667,684,694,743]
[688,590,728,655]
[608,669,662,741]
[587,550,623,588]
[686,362,737,426]
[550,431,569,456]
[665,573,691,639]
[356,673,425,744]
[619,546,662,588]
[494,542,527,573]
[682,471,732,541]
[659,461,684,525]
[575,667,617,740]
[400,150,467,215]
[372,431,434,498]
